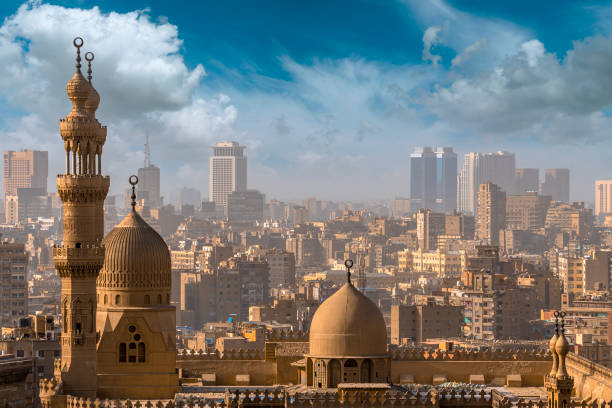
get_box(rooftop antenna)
[144,134,151,167]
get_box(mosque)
[39,38,611,408]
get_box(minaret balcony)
[53,245,105,277]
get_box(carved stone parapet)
[56,175,110,203]
[53,245,105,278]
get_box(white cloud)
[0,1,236,195]
[451,38,487,67]
[422,26,443,66]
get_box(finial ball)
[85,52,94,62]
[345,259,354,269]
[73,37,84,48]
[129,175,139,186]
[554,310,560,318]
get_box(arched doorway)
[343,359,359,383]
[329,359,341,387]
[360,359,371,382]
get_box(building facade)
[541,168,570,203]
[476,182,506,246]
[209,141,247,208]
[0,241,28,327]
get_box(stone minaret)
[545,311,574,408]
[53,37,109,398]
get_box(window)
[17,350,24,357]
[119,343,126,362]
[115,295,120,305]
[157,294,162,304]
[104,294,107,305]
[144,295,150,305]
[138,343,146,363]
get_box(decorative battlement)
[390,348,551,361]
[56,174,110,202]
[53,245,105,278]
[177,349,264,360]
[267,331,308,342]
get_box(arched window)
[157,294,162,304]
[104,294,107,305]
[138,343,146,363]
[115,295,120,305]
[119,343,126,362]
[128,342,136,362]
[144,295,150,305]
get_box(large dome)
[97,212,170,292]
[309,282,388,357]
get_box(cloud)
[270,114,291,135]
[425,35,612,139]
[0,1,235,195]
[422,26,443,66]
[451,38,487,67]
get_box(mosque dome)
[309,282,387,357]
[85,85,100,116]
[66,70,91,111]
[555,331,570,359]
[97,211,171,305]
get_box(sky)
[1,0,612,203]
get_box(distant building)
[0,241,28,327]
[209,141,247,208]
[476,182,506,245]
[410,147,436,212]
[506,192,551,230]
[595,180,612,216]
[515,168,539,194]
[137,137,161,207]
[391,302,463,344]
[435,147,458,213]
[416,208,445,250]
[458,151,515,214]
[226,190,265,223]
[177,187,201,208]
[390,197,411,218]
[541,168,570,203]
[3,150,48,196]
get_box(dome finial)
[85,51,94,83]
[73,37,84,71]
[344,259,354,284]
[129,175,139,212]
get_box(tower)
[476,182,506,246]
[409,146,436,212]
[53,38,108,397]
[136,136,161,207]
[545,311,574,408]
[209,141,247,208]
[435,147,457,213]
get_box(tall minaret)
[53,37,109,398]
[545,311,574,408]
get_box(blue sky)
[1,0,612,202]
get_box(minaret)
[53,37,109,398]
[545,311,574,408]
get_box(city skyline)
[1,1,612,201]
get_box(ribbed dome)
[66,71,90,113]
[85,85,100,116]
[309,282,387,357]
[98,211,170,290]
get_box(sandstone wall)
[567,353,612,401]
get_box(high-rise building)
[3,150,48,196]
[476,182,506,245]
[435,147,457,213]
[136,136,161,207]
[410,147,436,212]
[515,168,539,194]
[226,189,265,223]
[595,180,612,217]
[0,241,28,327]
[416,208,445,250]
[458,151,515,214]
[209,141,247,208]
[506,192,552,230]
[541,168,570,203]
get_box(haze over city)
[2,0,612,201]
[3,1,612,407]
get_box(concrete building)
[506,192,552,230]
[209,141,247,208]
[541,168,570,203]
[410,147,436,212]
[390,197,411,218]
[515,168,539,194]
[226,189,265,223]
[390,302,463,344]
[3,150,48,197]
[416,209,445,250]
[595,180,612,217]
[137,137,161,207]
[458,151,515,215]
[435,147,457,213]
[445,210,475,240]
[411,248,462,277]
[476,182,506,245]
[0,241,28,327]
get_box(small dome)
[555,332,570,358]
[66,70,90,109]
[98,212,170,292]
[309,282,387,357]
[85,85,100,116]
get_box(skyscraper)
[3,150,48,196]
[595,180,612,216]
[458,151,515,214]
[476,182,506,245]
[209,141,247,207]
[136,136,161,207]
[435,147,457,213]
[410,147,436,212]
[541,168,570,203]
[515,168,539,194]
